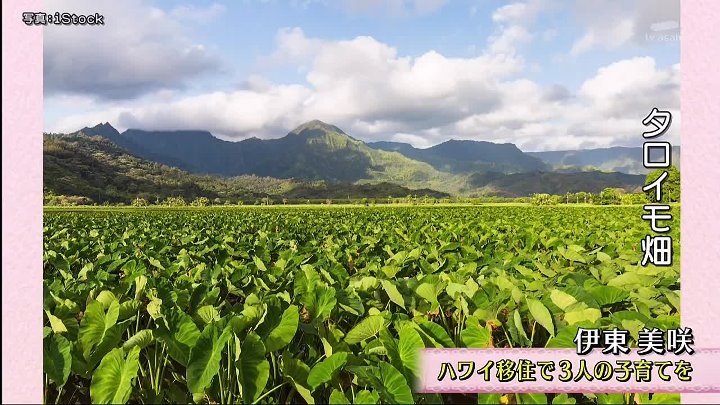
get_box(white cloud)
[579,57,679,118]
[44,0,221,100]
[354,55,679,152]
[486,0,553,57]
[570,19,634,55]
[50,27,519,138]
[45,2,680,152]
[391,133,435,148]
[492,0,543,25]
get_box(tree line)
[531,167,680,206]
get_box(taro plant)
[43,206,680,404]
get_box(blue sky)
[44,0,680,151]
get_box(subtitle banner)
[417,348,720,394]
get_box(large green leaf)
[607,272,655,288]
[596,394,626,405]
[95,291,117,309]
[519,393,548,404]
[90,346,141,404]
[562,248,586,263]
[236,332,270,403]
[415,283,440,307]
[380,329,402,371]
[46,311,68,334]
[79,300,119,359]
[196,305,220,324]
[588,285,629,307]
[330,389,350,404]
[549,289,577,311]
[44,334,72,388]
[84,318,132,372]
[381,280,405,308]
[261,305,299,353]
[563,305,602,325]
[186,323,231,393]
[460,324,491,348]
[307,352,349,390]
[155,308,201,367]
[377,362,414,404]
[345,315,388,344]
[526,298,555,336]
[122,329,154,352]
[328,388,350,405]
[309,286,337,324]
[417,320,455,348]
[552,393,576,404]
[391,326,423,386]
[282,355,315,404]
[354,390,380,404]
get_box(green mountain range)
[44,133,450,204]
[79,120,448,185]
[45,119,648,202]
[528,146,681,174]
[368,139,547,173]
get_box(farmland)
[43,206,680,404]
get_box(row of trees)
[531,167,680,206]
[531,190,647,206]
[123,196,521,207]
[46,167,681,207]
[43,193,94,206]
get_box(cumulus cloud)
[579,57,679,118]
[45,1,680,151]
[50,27,522,140]
[485,0,557,58]
[492,0,544,25]
[44,0,222,100]
[436,56,680,151]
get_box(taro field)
[43,206,680,404]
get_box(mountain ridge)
[68,120,650,197]
[368,138,548,174]
[528,146,681,174]
[76,120,454,188]
[43,133,450,204]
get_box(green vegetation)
[77,120,453,186]
[528,147,682,175]
[68,121,647,198]
[43,134,448,205]
[531,193,561,206]
[369,139,547,174]
[467,171,645,197]
[43,132,647,206]
[44,206,679,404]
[645,166,680,203]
